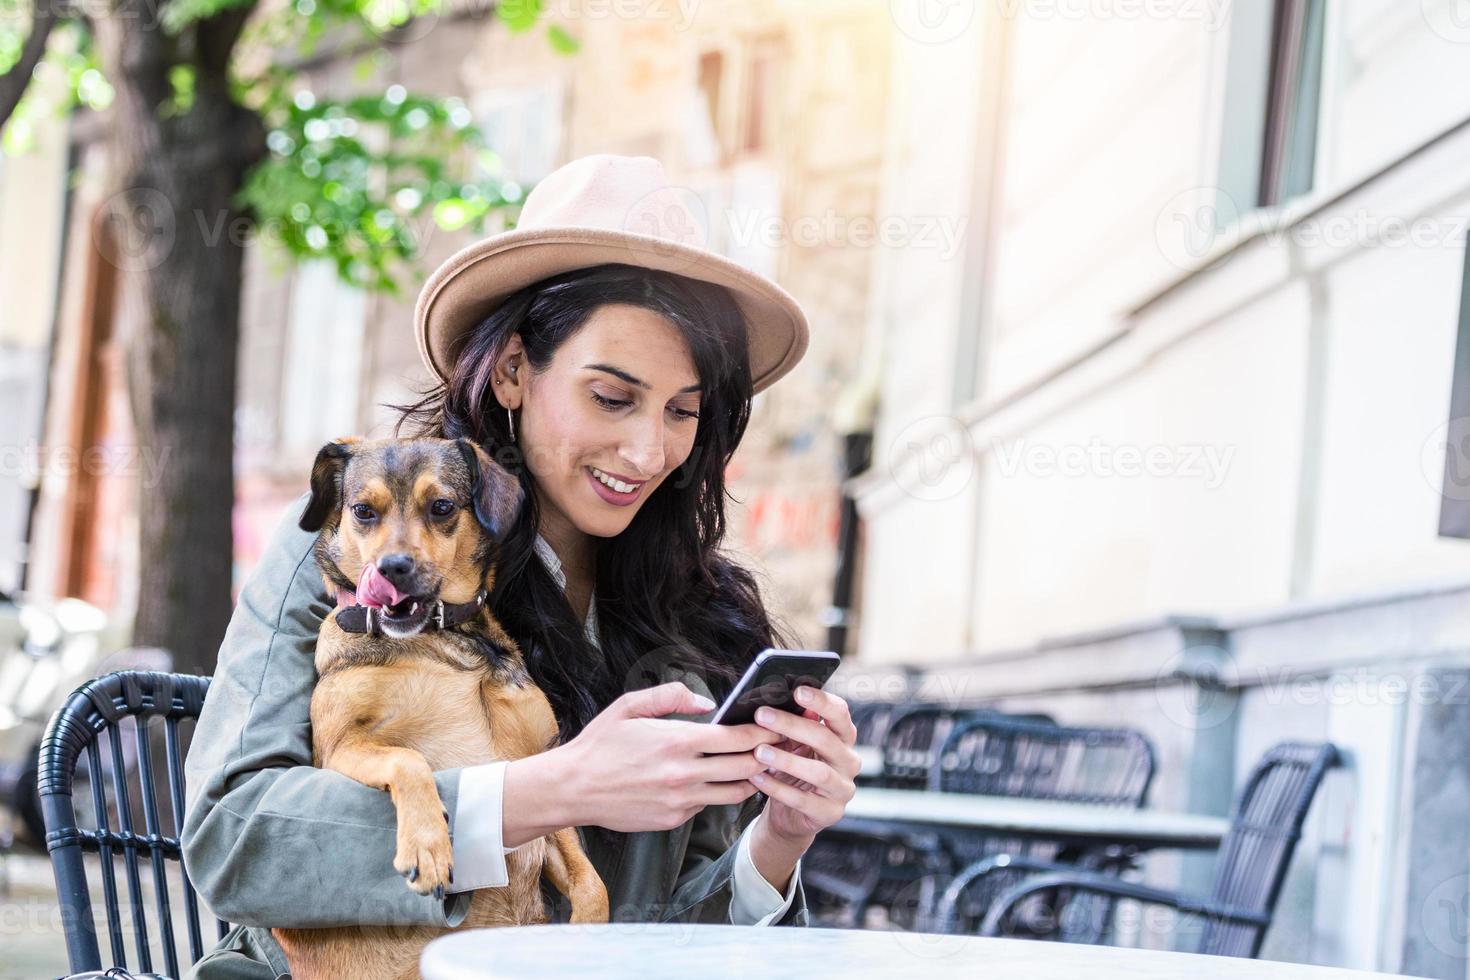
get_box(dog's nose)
[377,553,416,586]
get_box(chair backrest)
[878,705,971,789]
[849,700,896,747]
[39,669,220,978]
[936,716,1156,805]
[1202,741,1340,958]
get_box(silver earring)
[507,406,516,443]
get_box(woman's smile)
[585,465,645,506]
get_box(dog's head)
[298,436,523,638]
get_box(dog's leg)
[541,827,610,923]
[323,738,455,897]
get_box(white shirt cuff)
[446,760,525,893]
[729,808,800,926]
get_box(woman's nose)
[620,416,667,477]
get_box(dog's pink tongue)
[357,563,409,609]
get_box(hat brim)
[414,227,809,395]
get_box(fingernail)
[694,695,716,711]
[796,687,813,703]
[756,707,774,724]
[756,745,775,763]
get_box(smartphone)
[709,649,842,726]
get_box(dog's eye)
[430,498,455,517]
[351,503,376,522]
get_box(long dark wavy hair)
[393,263,798,743]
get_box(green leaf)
[238,87,523,292]
[159,0,256,36]
[546,23,579,54]
[496,0,542,32]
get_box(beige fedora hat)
[414,154,809,395]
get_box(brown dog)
[271,435,608,980]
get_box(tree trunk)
[94,1,265,676]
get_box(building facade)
[846,2,1470,974]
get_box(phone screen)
[710,650,841,726]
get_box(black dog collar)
[336,589,489,635]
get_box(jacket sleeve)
[181,490,476,930]
[658,791,810,927]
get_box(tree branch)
[0,0,63,129]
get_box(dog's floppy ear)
[299,438,359,532]
[455,438,524,541]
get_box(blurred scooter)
[0,590,168,856]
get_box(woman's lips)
[585,466,643,506]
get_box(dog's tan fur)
[272,436,608,980]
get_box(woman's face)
[514,303,704,544]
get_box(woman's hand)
[547,681,781,835]
[747,686,861,846]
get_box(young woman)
[182,155,861,978]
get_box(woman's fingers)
[751,706,857,778]
[751,768,844,826]
[793,686,858,746]
[752,741,852,800]
[688,749,772,783]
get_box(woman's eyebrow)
[584,363,701,394]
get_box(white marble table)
[420,924,1426,979]
[842,787,1232,850]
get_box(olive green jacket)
[180,492,808,979]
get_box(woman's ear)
[299,437,358,532]
[455,438,525,541]
[494,334,527,409]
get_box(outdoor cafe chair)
[892,717,1155,933]
[941,740,1340,958]
[804,705,1073,929]
[39,669,220,979]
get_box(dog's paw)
[393,820,454,899]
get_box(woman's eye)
[669,406,701,421]
[591,391,631,411]
[430,498,455,517]
[350,503,375,522]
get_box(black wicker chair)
[802,704,978,926]
[803,705,1069,928]
[40,670,220,979]
[895,717,1155,933]
[950,741,1340,958]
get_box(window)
[1437,244,1470,539]
[1258,0,1326,206]
[1217,0,1326,213]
